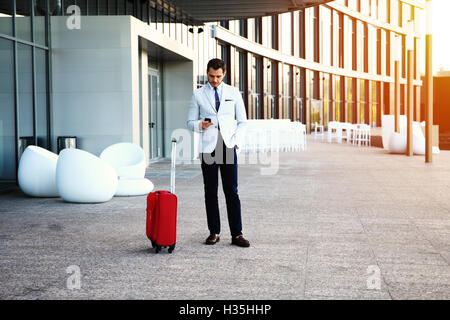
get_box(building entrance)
[148,68,163,161]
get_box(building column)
[330,74,336,122]
[366,80,371,125]
[305,70,311,133]
[378,82,384,126]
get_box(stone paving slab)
[1,136,450,300]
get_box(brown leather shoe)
[231,235,250,247]
[205,234,220,245]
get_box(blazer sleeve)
[187,92,203,133]
[234,88,247,146]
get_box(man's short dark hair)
[207,58,227,73]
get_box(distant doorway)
[148,68,163,161]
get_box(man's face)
[207,68,226,87]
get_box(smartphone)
[205,118,211,122]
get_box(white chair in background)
[327,121,340,143]
[100,143,146,179]
[313,122,324,140]
[18,146,59,197]
[353,124,371,147]
[339,122,353,144]
[100,142,154,197]
[56,148,118,203]
[239,119,307,153]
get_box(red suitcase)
[146,138,178,253]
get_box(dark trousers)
[200,133,242,238]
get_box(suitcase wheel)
[155,245,162,253]
[168,244,176,253]
[151,241,156,248]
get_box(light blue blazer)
[187,83,247,154]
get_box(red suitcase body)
[146,190,177,253]
[145,138,178,253]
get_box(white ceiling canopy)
[168,0,333,25]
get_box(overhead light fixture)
[189,27,204,33]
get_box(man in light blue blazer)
[187,58,249,247]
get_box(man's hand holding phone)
[201,118,214,130]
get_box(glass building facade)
[0,0,51,181]
[211,0,424,133]
[0,0,425,182]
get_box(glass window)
[99,0,109,15]
[255,17,261,44]
[35,48,49,148]
[0,38,16,180]
[239,19,247,37]
[310,71,320,124]
[0,0,14,36]
[282,64,292,120]
[372,81,378,127]
[271,15,277,49]
[17,43,34,160]
[313,7,319,62]
[34,0,47,46]
[347,78,354,123]
[335,76,341,122]
[299,10,305,59]
[239,51,246,98]
[88,0,98,15]
[126,0,134,15]
[220,44,229,84]
[250,55,262,119]
[360,79,366,123]
[338,12,343,68]
[16,0,32,42]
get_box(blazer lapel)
[218,84,229,114]
[202,85,217,114]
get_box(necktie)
[214,87,220,112]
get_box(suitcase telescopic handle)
[170,138,177,194]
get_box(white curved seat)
[382,115,407,150]
[56,148,118,203]
[18,146,59,197]
[100,143,145,179]
[388,132,407,154]
[115,178,154,197]
[413,134,426,155]
[382,115,395,150]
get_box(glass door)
[148,69,163,160]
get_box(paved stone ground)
[1,136,449,300]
